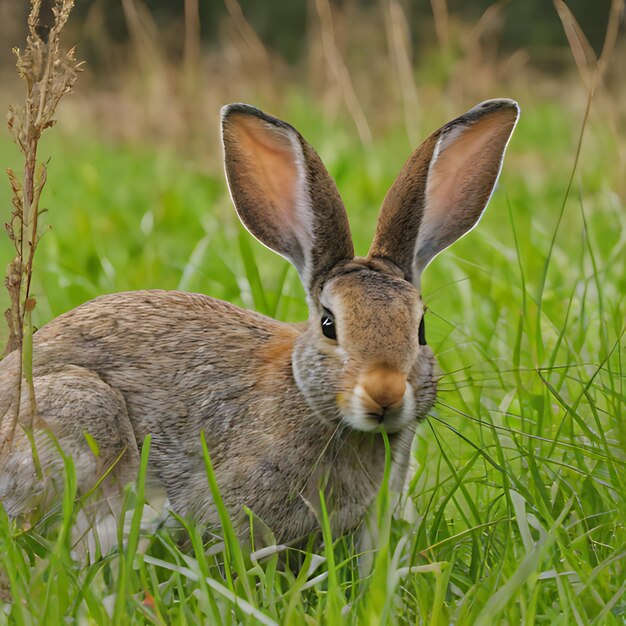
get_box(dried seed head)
[3,0,81,359]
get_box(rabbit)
[0,99,519,545]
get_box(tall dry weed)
[2,0,80,454]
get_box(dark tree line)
[0,0,621,71]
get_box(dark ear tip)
[488,98,520,120]
[221,103,263,121]
[220,103,296,134]
[462,98,521,124]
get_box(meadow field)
[0,1,625,623]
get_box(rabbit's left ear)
[222,104,354,297]
[368,99,519,286]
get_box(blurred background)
[0,0,623,148]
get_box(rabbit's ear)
[221,104,354,296]
[368,99,519,286]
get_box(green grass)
[0,94,624,624]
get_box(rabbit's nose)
[359,368,407,411]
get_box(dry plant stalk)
[314,0,373,148]
[2,0,81,445]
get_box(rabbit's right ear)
[221,104,354,297]
[368,99,519,287]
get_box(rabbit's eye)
[321,309,337,341]
[418,316,427,345]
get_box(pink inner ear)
[426,112,511,223]
[229,115,299,223]
[415,108,517,270]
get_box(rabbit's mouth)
[339,382,416,433]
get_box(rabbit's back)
[15,292,276,443]
[30,290,287,382]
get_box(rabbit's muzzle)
[341,366,416,433]
[358,367,406,409]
